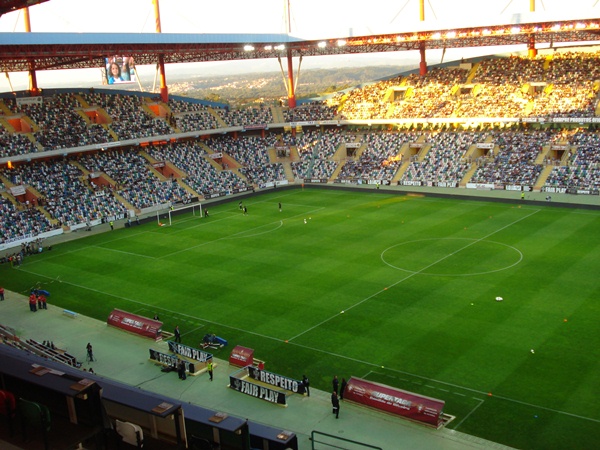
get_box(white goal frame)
[156,202,203,226]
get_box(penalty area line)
[454,398,484,430]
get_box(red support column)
[153,0,169,102]
[158,55,168,103]
[286,49,296,108]
[528,36,537,59]
[419,42,428,76]
[23,8,40,95]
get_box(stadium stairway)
[0,100,12,115]
[0,289,516,450]
[459,163,479,187]
[534,165,555,191]
[208,107,229,128]
[270,105,285,123]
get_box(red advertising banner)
[229,345,254,367]
[344,377,445,428]
[107,309,163,341]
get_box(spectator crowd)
[2,50,600,246]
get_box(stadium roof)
[0,3,599,72]
[0,0,47,17]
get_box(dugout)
[184,408,250,450]
[0,344,297,450]
[249,422,298,450]
[0,345,105,449]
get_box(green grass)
[3,188,599,449]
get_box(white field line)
[454,398,485,430]
[288,208,541,341]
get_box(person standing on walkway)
[207,360,214,381]
[29,292,37,312]
[38,293,47,310]
[331,391,340,419]
[332,375,339,396]
[109,220,114,230]
[0,286,4,301]
[178,360,187,380]
[302,375,310,396]
[86,342,94,362]
[340,377,347,400]
[174,325,181,343]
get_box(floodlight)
[317,41,327,48]
[244,45,254,51]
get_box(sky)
[0,0,598,91]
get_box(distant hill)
[163,65,413,106]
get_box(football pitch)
[3,188,599,449]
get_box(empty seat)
[0,390,17,436]
[17,398,51,450]
[116,419,144,448]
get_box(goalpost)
[156,202,203,226]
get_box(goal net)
[156,202,203,226]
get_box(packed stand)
[5,93,112,151]
[167,99,222,132]
[205,135,286,187]
[401,132,478,184]
[338,76,403,120]
[0,196,56,245]
[544,130,600,190]
[290,130,322,179]
[282,101,337,122]
[388,68,469,119]
[337,131,406,182]
[338,52,600,121]
[216,106,273,127]
[0,127,38,158]
[78,149,193,209]
[2,160,127,226]
[147,141,250,197]
[530,51,600,118]
[78,92,173,140]
[469,131,553,186]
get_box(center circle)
[381,238,523,276]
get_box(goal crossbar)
[157,202,203,226]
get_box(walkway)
[0,291,514,450]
